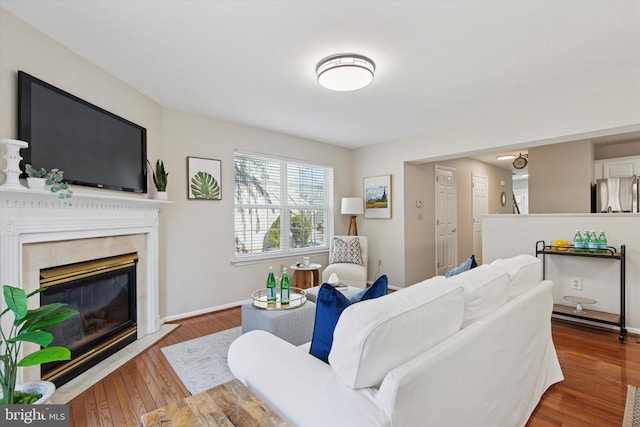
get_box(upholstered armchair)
[322,236,368,289]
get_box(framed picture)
[187,157,221,200]
[364,174,392,219]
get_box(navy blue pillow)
[444,254,478,278]
[309,275,388,363]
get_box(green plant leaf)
[22,308,78,333]
[17,346,71,367]
[2,286,27,321]
[21,303,67,322]
[190,171,220,199]
[7,330,53,347]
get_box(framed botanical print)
[187,157,221,200]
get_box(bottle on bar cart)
[573,230,583,253]
[588,230,598,253]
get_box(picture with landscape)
[364,174,391,219]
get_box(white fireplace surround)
[0,186,166,383]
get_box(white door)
[472,174,488,265]
[435,166,457,276]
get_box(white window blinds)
[234,151,334,259]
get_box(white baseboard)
[161,298,251,323]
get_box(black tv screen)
[18,71,147,193]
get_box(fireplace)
[39,253,138,387]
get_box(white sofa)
[228,255,563,427]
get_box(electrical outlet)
[570,277,582,291]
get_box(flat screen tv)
[18,71,147,193]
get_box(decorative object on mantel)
[188,156,221,200]
[0,138,29,188]
[0,285,78,404]
[341,197,364,236]
[24,164,73,200]
[147,159,169,200]
[364,174,392,219]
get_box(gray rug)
[161,326,241,394]
[624,385,640,427]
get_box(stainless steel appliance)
[596,176,639,213]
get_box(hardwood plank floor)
[69,308,639,426]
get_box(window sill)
[231,248,329,267]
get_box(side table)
[141,379,288,427]
[289,263,322,289]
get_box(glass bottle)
[588,231,598,253]
[280,267,290,305]
[266,266,277,303]
[573,230,583,253]
[597,231,607,254]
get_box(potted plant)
[24,164,73,200]
[147,159,169,200]
[0,285,78,404]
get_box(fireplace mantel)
[0,186,168,383]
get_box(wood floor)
[69,308,640,426]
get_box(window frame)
[232,150,334,265]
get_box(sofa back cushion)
[490,255,542,298]
[329,277,464,389]
[447,264,509,327]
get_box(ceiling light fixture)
[496,155,516,161]
[316,54,375,91]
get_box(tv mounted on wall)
[18,71,147,193]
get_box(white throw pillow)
[330,237,364,265]
[490,255,542,299]
[329,277,464,389]
[447,264,509,327]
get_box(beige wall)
[595,140,640,160]
[403,158,512,285]
[528,139,593,213]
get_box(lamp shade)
[341,197,364,215]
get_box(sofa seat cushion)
[309,276,388,362]
[490,255,542,298]
[329,277,464,389]
[447,264,509,327]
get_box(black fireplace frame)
[39,254,138,387]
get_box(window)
[234,151,334,260]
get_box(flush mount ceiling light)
[316,54,375,91]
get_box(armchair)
[322,236,368,289]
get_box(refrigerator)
[596,176,639,213]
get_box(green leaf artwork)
[190,171,221,199]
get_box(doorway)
[472,173,488,265]
[435,166,458,276]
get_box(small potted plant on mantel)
[147,159,169,200]
[24,164,73,200]
[0,285,78,404]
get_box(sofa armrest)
[228,330,388,427]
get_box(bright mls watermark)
[1,405,69,426]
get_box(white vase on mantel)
[152,190,168,201]
[0,138,29,188]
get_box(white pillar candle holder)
[0,139,28,188]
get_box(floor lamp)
[341,197,364,236]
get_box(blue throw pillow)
[444,254,478,278]
[309,275,388,363]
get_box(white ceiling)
[2,1,639,149]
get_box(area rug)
[623,385,640,427]
[161,326,241,394]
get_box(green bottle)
[588,231,598,253]
[573,230,583,253]
[266,266,277,303]
[280,267,290,305]
[597,231,607,254]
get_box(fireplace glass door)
[39,253,138,386]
